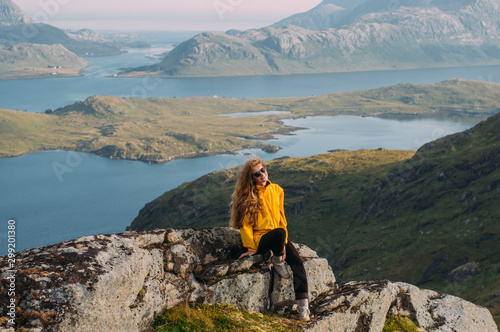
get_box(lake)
[0,30,499,254]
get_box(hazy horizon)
[12,0,324,31]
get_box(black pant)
[257,228,309,300]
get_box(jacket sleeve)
[240,217,258,252]
[279,187,289,244]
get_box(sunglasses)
[252,167,267,178]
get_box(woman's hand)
[239,251,256,259]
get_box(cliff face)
[152,0,500,77]
[0,227,497,331]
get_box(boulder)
[0,227,334,331]
[307,280,498,332]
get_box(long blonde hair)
[229,157,264,229]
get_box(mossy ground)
[152,303,304,332]
[383,316,425,332]
[152,305,432,331]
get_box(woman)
[230,157,310,321]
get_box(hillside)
[127,112,500,324]
[1,79,499,162]
[0,22,122,56]
[0,0,121,56]
[0,42,87,79]
[122,0,500,77]
[0,0,127,78]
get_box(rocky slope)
[0,227,497,331]
[130,0,500,77]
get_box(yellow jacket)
[240,181,288,252]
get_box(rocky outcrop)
[0,227,334,331]
[0,227,497,331]
[308,280,497,332]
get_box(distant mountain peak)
[272,0,349,30]
[0,0,35,25]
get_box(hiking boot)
[298,303,310,321]
[271,255,290,279]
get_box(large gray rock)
[0,227,496,332]
[0,227,334,331]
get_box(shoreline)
[0,143,283,164]
[115,62,500,79]
[0,67,85,80]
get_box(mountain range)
[125,0,500,77]
[127,110,500,324]
[0,0,125,54]
[0,0,148,78]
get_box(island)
[0,79,499,163]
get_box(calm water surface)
[2,64,500,112]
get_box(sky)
[12,0,324,31]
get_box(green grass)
[0,95,283,161]
[152,303,304,332]
[128,149,415,230]
[383,316,425,332]
[153,305,428,332]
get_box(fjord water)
[0,31,499,254]
[2,63,500,112]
